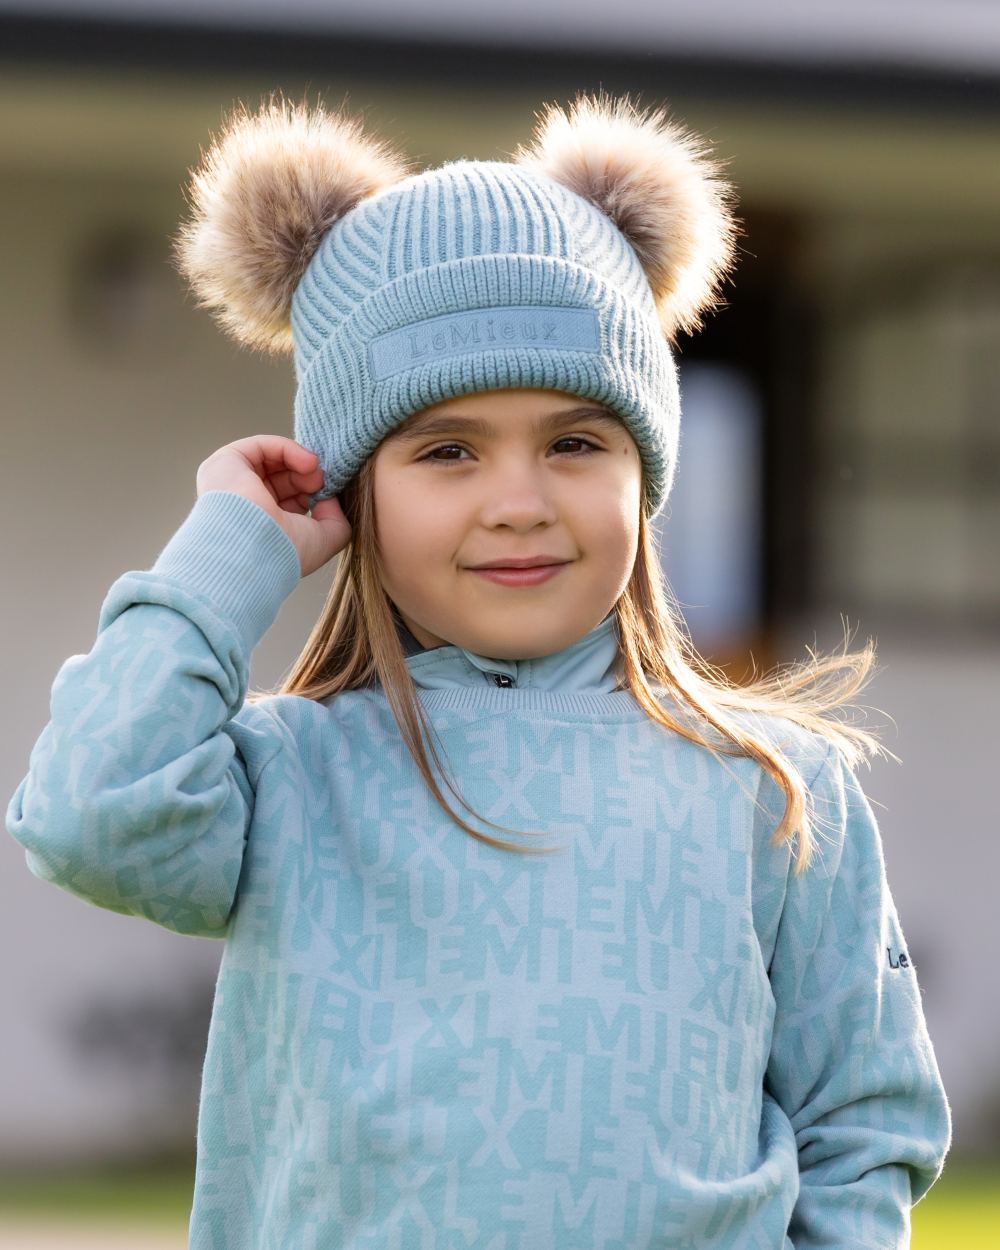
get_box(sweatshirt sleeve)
[5,490,302,939]
[764,741,952,1249]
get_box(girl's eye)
[418,437,602,465]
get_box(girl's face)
[371,387,642,659]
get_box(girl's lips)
[468,563,569,587]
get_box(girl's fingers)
[227,435,319,475]
[264,479,317,511]
[278,495,310,514]
[267,467,323,502]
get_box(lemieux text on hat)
[367,305,601,381]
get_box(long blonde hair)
[248,451,890,876]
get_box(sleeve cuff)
[142,490,302,655]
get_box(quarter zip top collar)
[401,611,624,694]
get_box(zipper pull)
[490,672,515,687]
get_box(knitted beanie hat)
[171,89,741,521]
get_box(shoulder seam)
[238,698,287,777]
[805,738,837,792]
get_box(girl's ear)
[170,90,416,356]
[511,90,743,343]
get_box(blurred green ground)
[0,1156,996,1246]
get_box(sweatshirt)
[6,489,952,1250]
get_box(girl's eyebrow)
[390,406,623,445]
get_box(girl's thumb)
[292,497,352,577]
[310,498,344,524]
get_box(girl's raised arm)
[763,743,952,1246]
[5,438,348,938]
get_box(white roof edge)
[4,0,1000,75]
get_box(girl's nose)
[475,476,559,530]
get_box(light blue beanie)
[292,159,680,518]
[172,91,741,522]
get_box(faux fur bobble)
[171,88,742,356]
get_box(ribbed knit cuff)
[293,253,678,521]
[146,490,302,655]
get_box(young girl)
[6,89,950,1248]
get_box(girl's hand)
[196,435,352,578]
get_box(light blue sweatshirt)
[6,490,951,1249]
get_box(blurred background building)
[1,0,998,1190]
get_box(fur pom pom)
[511,91,742,342]
[171,91,415,355]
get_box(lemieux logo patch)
[887,945,911,969]
[367,305,602,380]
